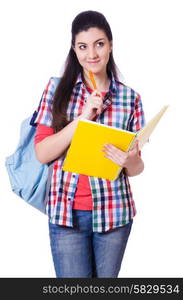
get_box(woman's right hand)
[80,90,103,120]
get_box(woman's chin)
[88,67,105,75]
[83,65,106,76]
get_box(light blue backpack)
[5,78,59,213]
[5,112,52,213]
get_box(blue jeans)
[48,210,133,278]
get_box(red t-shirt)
[34,87,107,211]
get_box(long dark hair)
[52,10,119,132]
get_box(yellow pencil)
[89,71,97,90]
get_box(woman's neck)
[84,70,110,92]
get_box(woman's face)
[73,27,112,75]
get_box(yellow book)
[62,105,169,180]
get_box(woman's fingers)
[132,139,139,149]
[92,96,103,114]
[102,144,127,166]
[130,139,139,155]
[81,90,103,119]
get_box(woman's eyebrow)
[77,38,105,45]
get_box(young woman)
[34,10,145,278]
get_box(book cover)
[62,120,136,180]
[62,105,169,180]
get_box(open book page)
[136,105,169,150]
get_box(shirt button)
[68,198,71,201]
[72,174,76,178]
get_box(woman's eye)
[97,42,104,47]
[79,45,86,50]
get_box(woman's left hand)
[102,140,144,176]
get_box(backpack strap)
[30,77,60,127]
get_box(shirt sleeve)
[34,124,54,144]
[129,92,145,132]
[34,77,59,127]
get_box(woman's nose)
[88,47,98,59]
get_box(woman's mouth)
[87,60,100,64]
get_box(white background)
[0,0,183,277]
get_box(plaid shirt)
[34,73,145,232]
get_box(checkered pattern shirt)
[34,73,145,232]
